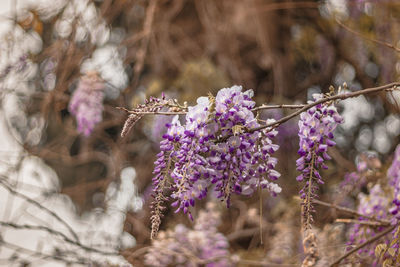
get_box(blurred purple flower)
[145,202,231,266]
[68,72,105,136]
[150,115,172,144]
[348,184,390,262]
[261,109,298,151]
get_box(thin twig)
[116,106,186,115]
[251,82,400,132]
[312,198,391,225]
[335,218,388,227]
[0,179,80,242]
[117,104,305,115]
[0,221,119,256]
[117,83,400,132]
[336,19,400,53]
[227,226,267,241]
[252,104,305,111]
[131,0,158,88]
[0,237,91,265]
[329,224,396,267]
[248,1,319,13]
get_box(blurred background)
[0,0,399,266]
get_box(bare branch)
[312,198,391,226]
[251,82,400,132]
[329,225,396,267]
[117,83,400,136]
[117,104,305,116]
[0,221,119,256]
[0,178,80,242]
[336,19,400,53]
[335,218,388,227]
[0,237,91,265]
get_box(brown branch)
[250,82,400,132]
[335,218,388,227]
[131,0,158,89]
[329,224,396,267]
[252,104,305,111]
[116,106,186,115]
[226,226,267,242]
[336,19,400,53]
[117,83,400,133]
[117,104,305,116]
[312,198,391,225]
[247,1,320,14]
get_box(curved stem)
[304,153,315,229]
[329,224,396,267]
[250,82,400,133]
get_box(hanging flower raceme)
[296,93,343,228]
[207,87,281,206]
[150,115,184,239]
[150,86,281,238]
[68,71,105,137]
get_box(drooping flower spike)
[296,93,343,228]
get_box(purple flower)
[339,151,381,198]
[145,202,231,266]
[150,115,184,238]
[68,72,105,136]
[296,93,343,228]
[150,86,281,236]
[347,184,390,262]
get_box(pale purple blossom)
[145,202,231,267]
[348,184,390,262]
[68,72,105,136]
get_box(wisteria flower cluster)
[347,184,391,262]
[296,93,343,227]
[150,86,281,238]
[145,202,231,267]
[68,71,105,137]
